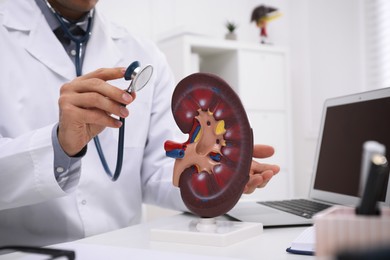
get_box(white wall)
[97,0,290,45]
[289,0,366,196]
[97,0,367,198]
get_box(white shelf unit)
[158,35,294,201]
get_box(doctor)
[0,0,280,247]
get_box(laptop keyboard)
[258,199,331,219]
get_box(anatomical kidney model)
[164,73,253,218]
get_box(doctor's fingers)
[79,108,123,129]
[253,144,275,159]
[59,92,130,120]
[62,78,134,106]
[250,160,280,176]
[61,104,123,130]
[76,67,126,82]
[243,161,279,194]
[243,170,275,194]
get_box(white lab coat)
[0,0,185,246]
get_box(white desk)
[59,214,312,259]
[1,214,312,259]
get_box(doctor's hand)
[243,144,280,194]
[58,67,135,156]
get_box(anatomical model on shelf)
[250,5,281,44]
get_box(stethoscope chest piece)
[125,61,153,93]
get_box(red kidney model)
[164,73,253,218]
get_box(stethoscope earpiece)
[124,61,141,81]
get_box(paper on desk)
[287,226,315,254]
[19,243,238,260]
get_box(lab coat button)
[81,200,87,205]
[56,167,64,173]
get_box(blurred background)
[98,0,389,199]
[2,0,388,218]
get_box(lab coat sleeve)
[51,124,83,192]
[140,50,187,212]
[0,124,71,210]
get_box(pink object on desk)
[314,205,390,257]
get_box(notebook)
[286,226,315,255]
[227,87,390,227]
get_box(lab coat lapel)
[82,12,124,74]
[26,20,75,80]
[2,0,75,80]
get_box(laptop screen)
[310,88,390,205]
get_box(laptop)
[227,87,390,227]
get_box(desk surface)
[72,214,310,259]
[3,214,313,260]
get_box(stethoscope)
[94,62,153,181]
[45,1,153,181]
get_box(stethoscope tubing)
[93,118,125,181]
